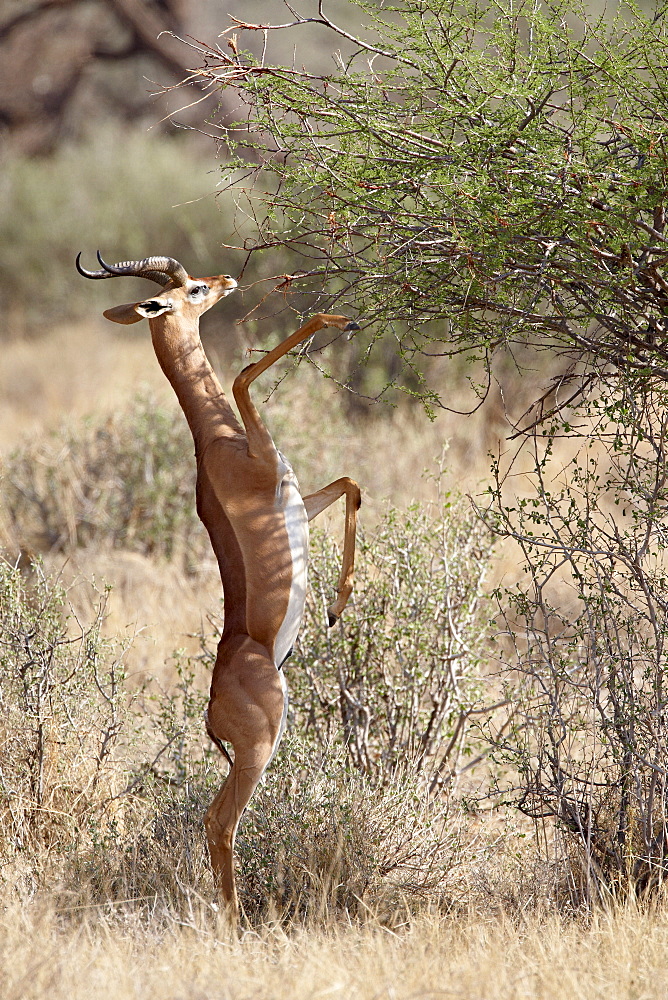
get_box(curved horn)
[76,252,120,281]
[75,252,190,288]
[97,251,190,288]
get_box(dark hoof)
[328,611,339,627]
[344,321,360,333]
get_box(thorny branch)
[165,1,668,418]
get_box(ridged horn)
[75,252,190,288]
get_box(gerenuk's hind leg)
[204,636,286,921]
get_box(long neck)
[149,313,242,451]
[149,311,248,634]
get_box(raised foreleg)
[302,477,361,625]
[231,314,359,460]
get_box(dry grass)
[2,897,668,1000]
[0,323,170,449]
[38,546,222,681]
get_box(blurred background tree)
[0,0,367,345]
[1,0,235,155]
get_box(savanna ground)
[3,130,668,997]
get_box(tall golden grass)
[3,898,668,1000]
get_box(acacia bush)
[187,0,668,410]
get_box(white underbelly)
[273,461,309,668]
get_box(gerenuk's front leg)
[302,477,361,625]
[231,315,359,461]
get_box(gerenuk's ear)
[103,302,144,325]
[135,298,174,320]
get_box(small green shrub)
[0,558,219,912]
[0,394,206,568]
[0,559,132,866]
[190,495,490,790]
[295,501,490,787]
[236,735,466,922]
